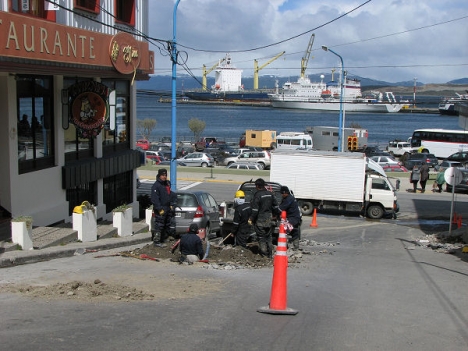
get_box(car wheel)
[201,162,208,167]
[298,200,313,216]
[367,204,384,219]
[257,163,265,170]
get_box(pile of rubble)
[415,228,468,262]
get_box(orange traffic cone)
[457,215,462,229]
[258,211,298,315]
[310,208,318,228]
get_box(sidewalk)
[0,220,151,268]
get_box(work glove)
[159,209,165,216]
[248,219,253,225]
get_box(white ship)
[269,74,403,113]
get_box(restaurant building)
[0,1,154,227]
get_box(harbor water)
[136,94,460,148]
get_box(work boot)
[292,239,300,251]
[153,231,161,246]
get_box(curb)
[0,232,152,268]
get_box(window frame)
[10,0,57,21]
[115,0,135,26]
[74,0,101,14]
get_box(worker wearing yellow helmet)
[231,189,252,248]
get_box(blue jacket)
[151,176,176,212]
[279,194,301,226]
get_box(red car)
[382,164,408,172]
[136,139,150,150]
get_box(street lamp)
[170,0,181,189]
[322,45,344,152]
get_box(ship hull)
[270,99,402,113]
[185,91,270,102]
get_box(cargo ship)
[183,54,272,102]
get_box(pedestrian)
[419,161,430,193]
[150,168,176,247]
[248,178,279,258]
[278,186,302,250]
[410,164,421,192]
[231,190,252,248]
[434,167,446,193]
[179,223,204,264]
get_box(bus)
[276,132,313,150]
[409,128,468,158]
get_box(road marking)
[180,182,202,190]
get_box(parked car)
[404,153,438,170]
[226,162,262,170]
[144,151,164,164]
[180,152,215,167]
[222,150,271,169]
[158,160,187,166]
[435,160,464,171]
[174,190,221,238]
[446,151,468,167]
[136,139,150,150]
[370,155,401,167]
[381,164,409,172]
[446,169,468,193]
[149,143,171,152]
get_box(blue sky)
[147,0,468,84]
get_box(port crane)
[253,51,285,90]
[300,33,315,78]
[202,57,225,91]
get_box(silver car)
[174,191,221,239]
[180,152,214,167]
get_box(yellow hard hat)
[73,205,84,214]
[235,190,245,198]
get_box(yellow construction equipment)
[253,51,285,90]
[202,57,225,91]
[301,33,315,78]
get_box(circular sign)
[444,167,463,186]
[71,92,107,138]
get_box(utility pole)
[413,77,417,109]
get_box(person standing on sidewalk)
[410,165,421,192]
[419,162,430,193]
[150,168,176,247]
[278,186,302,250]
[248,178,279,258]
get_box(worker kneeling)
[180,223,204,264]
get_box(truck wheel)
[367,205,384,219]
[421,149,429,153]
[298,200,313,216]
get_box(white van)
[276,132,313,150]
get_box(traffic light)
[347,136,353,150]
[351,136,358,150]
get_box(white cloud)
[148,0,468,84]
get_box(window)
[103,171,132,213]
[17,75,55,174]
[63,78,94,162]
[10,0,56,21]
[75,0,100,13]
[115,0,135,26]
[101,80,130,154]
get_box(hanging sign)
[68,81,109,138]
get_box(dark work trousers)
[254,224,273,258]
[151,210,175,243]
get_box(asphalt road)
[2,177,468,350]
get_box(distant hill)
[137,74,468,92]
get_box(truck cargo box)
[270,151,367,203]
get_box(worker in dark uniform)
[248,178,279,258]
[150,168,176,247]
[278,186,302,250]
[231,190,252,248]
[179,223,204,264]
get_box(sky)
[147,0,468,85]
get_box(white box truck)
[270,151,399,219]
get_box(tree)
[136,118,156,140]
[188,118,206,140]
